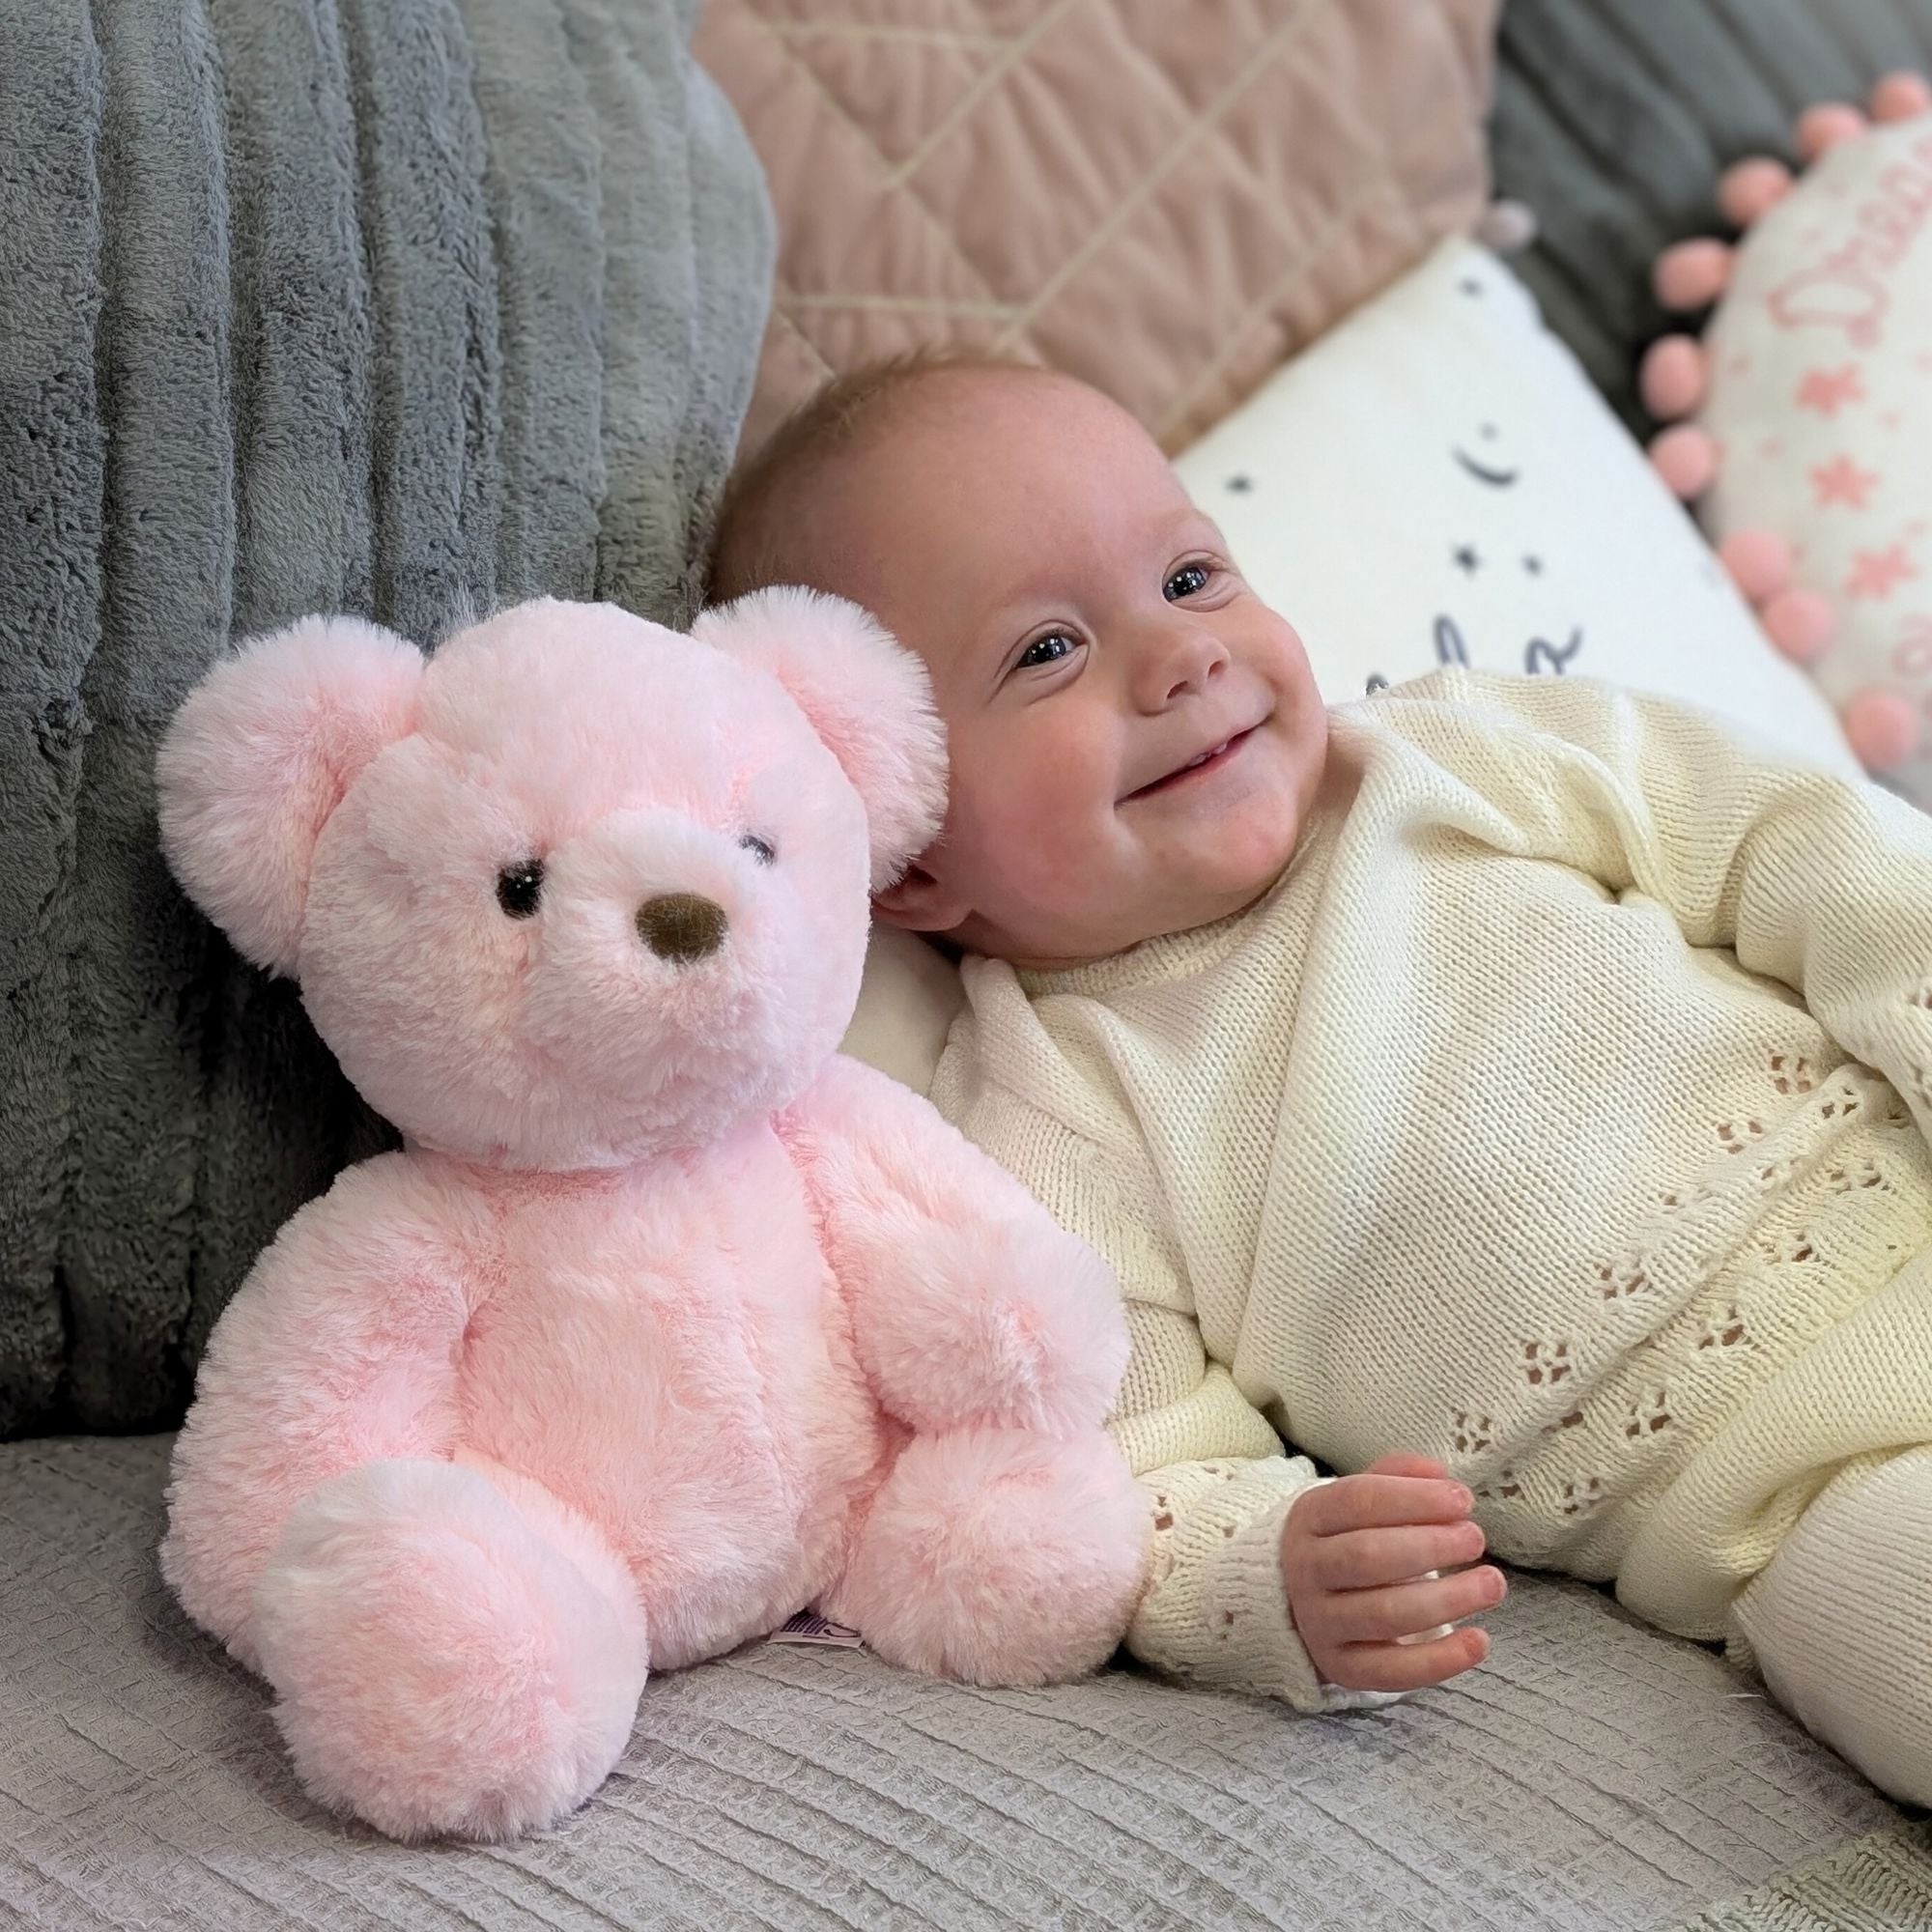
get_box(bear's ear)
[156,615,424,974]
[694,586,948,891]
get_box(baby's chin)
[1135,787,1309,932]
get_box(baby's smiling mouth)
[1122,726,1258,802]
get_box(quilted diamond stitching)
[698,0,1494,450]
[740,2,1009,312]
[1002,0,1357,340]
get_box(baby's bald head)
[707,349,1056,611]
[704,352,1327,969]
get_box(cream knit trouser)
[1730,1445,1932,1807]
[1600,1109,1932,1806]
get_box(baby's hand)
[1281,1453,1505,1693]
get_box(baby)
[709,351,1932,1804]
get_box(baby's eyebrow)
[1156,504,1223,554]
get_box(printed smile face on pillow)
[1178,249,1662,694]
[1426,401,1590,683]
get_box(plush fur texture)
[822,1426,1156,1688]
[155,592,1148,1843]
[693,586,947,892]
[156,616,426,976]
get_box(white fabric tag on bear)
[768,1610,865,1648]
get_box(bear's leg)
[824,1426,1147,1689]
[251,1458,647,1842]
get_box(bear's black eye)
[496,858,545,918]
[739,834,777,867]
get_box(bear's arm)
[775,1053,1128,1440]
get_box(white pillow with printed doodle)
[1171,237,1856,771]
[838,236,1860,1101]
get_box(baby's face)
[788,372,1328,967]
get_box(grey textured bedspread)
[0,0,772,1438]
[1492,0,1932,427]
[0,1435,1907,1932]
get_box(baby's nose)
[636,892,727,963]
[1133,618,1229,710]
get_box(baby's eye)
[1015,629,1080,670]
[1164,562,1212,601]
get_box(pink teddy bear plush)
[155,590,1149,1844]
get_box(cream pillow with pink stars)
[1644,74,1932,804]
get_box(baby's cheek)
[940,714,1112,900]
[1008,738,1102,836]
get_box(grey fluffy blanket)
[0,0,772,1435]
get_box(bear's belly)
[452,1127,884,1668]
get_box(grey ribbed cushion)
[0,0,772,1438]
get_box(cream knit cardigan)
[929,671,1932,1710]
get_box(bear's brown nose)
[636,893,727,963]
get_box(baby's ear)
[695,586,947,891]
[156,615,424,974]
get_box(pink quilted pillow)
[696,0,1498,457]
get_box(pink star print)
[1812,455,1880,508]
[1847,544,1919,601]
[1797,364,1866,415]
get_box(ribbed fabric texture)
[0,0,773,1438]
[4,1432,1914,1932]
[931,669,1932,1697]
[1665,1821,1932,1932]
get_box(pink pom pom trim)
[1870,72,1932,125]
[1796,103,1868,160]
[1719,157,1794,227]
[1843,688,1920,769]
[1654,240,1734,311]
[1719,530,1793,602]
[1760,589,1836,665]
[1650,425,1719,499]
[1640,336,1709,419]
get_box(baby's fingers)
[1333,1565,1507,1644]
[1327,1626,1491,1694]
[1361,1453,1451,1483]
[1297,1474,1472,1535]
[1310,1520,1486,1591]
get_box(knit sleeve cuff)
[1207,1489,1406,1715]
[1128,1461,1404,1715]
